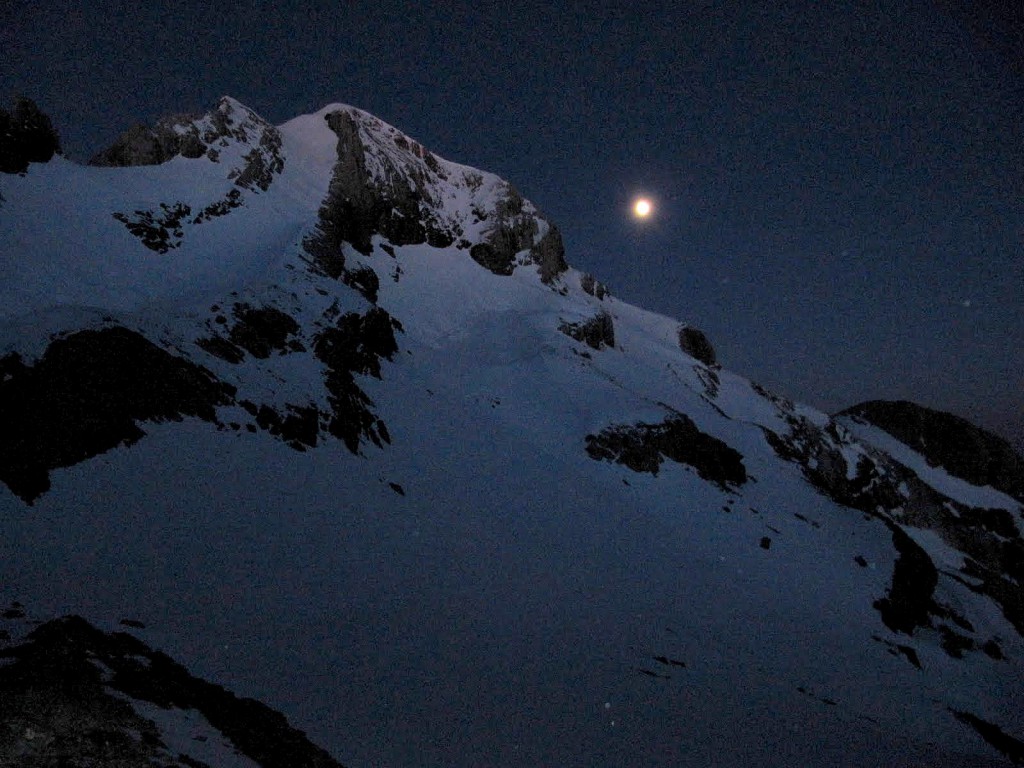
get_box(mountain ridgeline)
[1,97,1022,768]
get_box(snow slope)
[1,97,1022,767]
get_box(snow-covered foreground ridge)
[1,96,1023,767]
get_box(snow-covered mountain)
[1,96,1022,767]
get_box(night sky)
[3,0,1022,450]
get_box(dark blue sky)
[3,0,1022,449]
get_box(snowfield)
[1,97,1022,767]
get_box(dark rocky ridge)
[840,399,1024,503]
[764,405,1024,642]
[310,109,459,256]
[197,302,304,363]
[314,307,400,453]
[88,96,283,187]
[112,201,192,253]
[579,272,609,300]
[0,613,346,768]
[468,185,568,283]
[192,300,401,457]
[874,524,939,635]
[91,121,205,167]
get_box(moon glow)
[633,198,653,218]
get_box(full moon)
[633,198,653,218]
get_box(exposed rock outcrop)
[678,325,717,367]
[304,106,567,284]
[530,224,569,283]
[559,310,615,350]
[950,709,1024,766]
[335,110,440,248]
[874,524,939,635]
[586,411,747,489]
[579,272,609,300]
[91,121,193,167]
[469,184,568,281]
[764,408,1024,639]
[304,109,461,261]
[89,97,283,193]
[112,201,192,253]
[197,302,304,362]
[0,305,401,504]
[100,99,282,251]
[840,400,1024,503]
[0,97,61,174]
[314,307,400,453]
[0,327,235,504]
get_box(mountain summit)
[1,97,1022,767]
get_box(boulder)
[580,272,609,300]
[678,325,717,366]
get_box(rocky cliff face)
[303,105,567,283]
